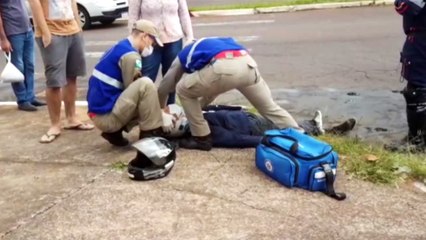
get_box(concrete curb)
[191,0,394,17]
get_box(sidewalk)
[188,0,393,17]
[0,105,425,240]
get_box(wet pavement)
[217,87,407,143]
[274,88,407,142]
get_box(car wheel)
[78,5,91,30]
[100,19,116,25]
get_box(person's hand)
[184,38,196,47]
[0,39,12,53]
[42,31,52,48]
[162,111,176,133]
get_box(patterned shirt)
[128,0,194,44]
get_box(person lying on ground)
[164,104,356,149]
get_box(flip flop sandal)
[64,123,95,131]
[40,132,61,144]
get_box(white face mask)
[141,45,154,57]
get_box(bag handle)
[262,134,299,154]
[321,163,346,201]
[4,52,11,62]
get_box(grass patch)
[111,161,128,171]
[319,135,426,185]
[190,0,362,11]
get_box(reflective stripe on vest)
[92,69,124,89]
[185,37,220,70]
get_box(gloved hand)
[162,111,176,133]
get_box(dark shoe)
[327,118,356,135]
[179,135,212,151]
[18,102,37,112]
[31,99,47,107]
[101,130,129,147]
[139,127,165,139]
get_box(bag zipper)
[267,136,333,161]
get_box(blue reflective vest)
[87,39,137,114]
[178,37,246,73]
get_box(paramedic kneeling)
[87,20,173,147]
[158,37,302,151]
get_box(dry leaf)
[365,154,379,162]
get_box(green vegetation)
[111,161,128,171]
[319,135,426,185]
[190,0,365,11]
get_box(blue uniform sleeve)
[395,0,425,15]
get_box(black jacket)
[395,0,426,86]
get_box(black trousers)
[403,82,426,143]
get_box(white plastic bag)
[0,52,24,83]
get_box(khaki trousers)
[92,77,163,133]
[176,55,299,137]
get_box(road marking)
[83,36,258,59]
[193,20,274,27]
[85,52,104,58]
[234,36,259,42]
[85,41,117,46]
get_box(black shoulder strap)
[321,163,346,201]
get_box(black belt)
[408,27,426,34]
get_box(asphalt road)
[0,6,408,140]
[0,6,404,97]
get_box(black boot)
[179,134,212,151]
[386,85,426,152]
[327,118,357,135]
[101,130,129,147]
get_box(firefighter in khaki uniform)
[158,37,303,151]
[87,20,175,147]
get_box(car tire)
[78,4,91,30]
[100,19,116,25]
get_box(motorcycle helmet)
[128,137,176,181]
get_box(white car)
[27,0,128,30]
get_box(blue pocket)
[309,166,336,191]
[255,146,297,188]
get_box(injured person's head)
[163,104,190,138]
